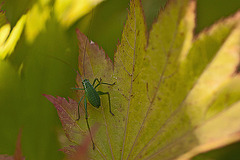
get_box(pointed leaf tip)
[44,94,86,143]
[14,129,24,160]
[0,129,25,160]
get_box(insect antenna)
[49,8,97,150]
[47,54,84,82]
[78,8,97,150]
[82,9,95,79]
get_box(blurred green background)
[0,0,239,159]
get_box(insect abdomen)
[84,81,101,108]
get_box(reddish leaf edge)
[59,124,99,160]
[0,129,25,160]
[43,94,101,159]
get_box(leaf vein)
[124,33,134,50]
[129,6,184,159]
[121,7,137,160]
[101,107,115,159]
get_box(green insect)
[72,76,115,150]
[51,54,116,150]
[52,9,115,150]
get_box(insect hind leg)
[84,97,95,149]
[76,95,85,121]
[97,91,114,116]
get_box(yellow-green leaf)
[54,0,103,28]
[0,14,26,59]
[46,0,240,159]
[25,3,50,43]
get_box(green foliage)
[1,0,240,159]
[46,0,240,159]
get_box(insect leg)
[92,78,101,87]
[97,91,115,116]
[84,97,95,150]
[101,82,116,86]
[76,95,85,121]
[94,80,115,89]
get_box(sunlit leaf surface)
[54,0,103,28]
[25,3,50,43]
[0,14,26,59]
[46,0,240,159]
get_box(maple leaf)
[45,0,240,159]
